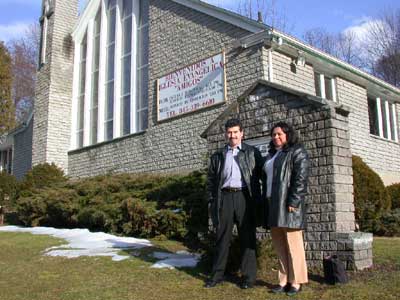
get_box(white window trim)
[330,77,337,102]
[83,21,95,147]
[114,0,123,138]
[131,0,141,133]
[97,0,107,143]
[268,49,274,83]
[315,73,337,102]
[70,40,82,150]
[376,97,384,138]
[384,100,392,141]
[89,12,101,145]
[392,103,399,142]
[319,73,326,99]
[71,0,144,148]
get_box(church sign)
[157,52,226,121]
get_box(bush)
[119,197,158,237]
[20,163,67,192]
[16,188,77,227]
[352,156,390,233]
[14,171,208,246]
[386,183,400,209]
[376,209,400,236]
[0,171,18,209]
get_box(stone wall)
[13,118,33,180]
[263,47,400,185]
[270,50,315,95]
[336,77,400,185]
[203,80,372,270]
[68,0,265,177]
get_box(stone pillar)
[32,0,78,173]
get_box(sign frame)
[156,51,227,122]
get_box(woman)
[264,122,310,296]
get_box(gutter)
[271,29,400,97]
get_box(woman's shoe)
[270,285,287,293]
[286,285,301,296]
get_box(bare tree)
[303,27,365,68]
[303,8,400,87]
[236,0,293,34]
[7,23,39,122]
[361,8,400,87]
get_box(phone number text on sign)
[157,52,226,121]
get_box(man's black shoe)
[239,281,254,289]
[204,279,222,288]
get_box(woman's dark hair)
[268,121,298,153]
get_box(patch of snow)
[0,226,199,268]
[151,250,201,269]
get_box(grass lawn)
[0,231,399,300]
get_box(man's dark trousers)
[211,189,257,283]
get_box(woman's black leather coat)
[265,144,309,229]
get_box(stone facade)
[336,77,400,185]
[68,0,265,177]
[270,50,316,95]
[13,117,33,180]
[202,80,372,269]
[32,0,78,172]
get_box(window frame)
[71,0,148,150]
[314,72,337,102]
[368,96,399,142]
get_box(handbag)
[323,255,349,284]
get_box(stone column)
[32,0,78,173]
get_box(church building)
[2,0,400,269]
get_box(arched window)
[71,0,149,149]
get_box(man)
[205,118,263,289]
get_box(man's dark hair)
[224,118,243,131]
[268,121,298,152]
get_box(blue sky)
[0,0,399,43]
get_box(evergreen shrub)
[14,171,208,246]
[20,163,67,192]
[386,183,400,209]
[376,209,400,237]
[352,156,391,233]
[0,171,18,208]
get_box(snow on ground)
[151,251,201,269]
[0,226,199,268]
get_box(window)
[76,32,88,148]
[368,97,379,136]
[90,10,101,145]
[368,96,399,142]
[0,148,12,174]
[105,0,117,141]
[121,0,133,136]
[136,0,149,132]
[72,0,149,149]
[314,72,337,102]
